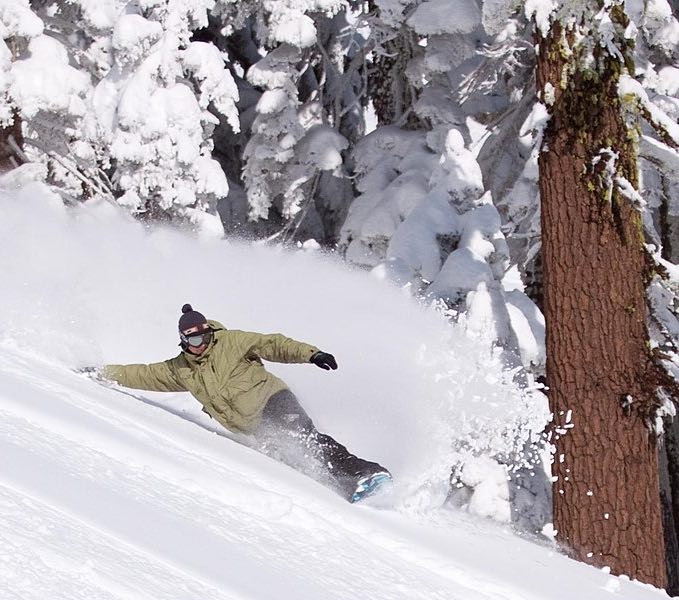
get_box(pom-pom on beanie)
[178,303,207,331]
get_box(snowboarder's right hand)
[310,351,337,370]
[75,366,101,378]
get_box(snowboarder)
[88,304,391,502]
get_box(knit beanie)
[178,303,207,331]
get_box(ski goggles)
[180,328,213,347]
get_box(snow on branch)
[407,0,481,35]
[240,0,357,224]
[182,41,240,132]
[0,0,43,40]
[524,0,557,37]
[641,135,679,175]
[482,0,524,36]
[11,35,89,120]
[619,73,679,148]
[342,126,545,369]
[0,0,43,127]
[630,0,679,58]
[615,174,647,210]
[111,13,163,66]
[259,0,344,48]
[614,175,664,250]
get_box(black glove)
[75,366,102,379]
[310,351,337,370]
[76,366,98,374]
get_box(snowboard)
[350,471,393,503]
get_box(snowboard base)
[350,471,392,503]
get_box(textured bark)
[658,166,679,592]
[659,178,679,592]
[537,20,667,588]
[0,39,22,173]
[369,33,421,128]
[367,1,423,129]
[0,110,23,173]
[661,420,679,595]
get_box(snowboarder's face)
[182,324,212,355]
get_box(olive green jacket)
[102,320,319,433]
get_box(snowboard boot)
[335,459,392,503]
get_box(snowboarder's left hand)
[310,351,337,370]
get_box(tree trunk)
[367,1,423,129]
[0,109,23,173]
[661,418,679,595]
[658,172,679,594]
[537,17,667,589]
[0,39,22,173]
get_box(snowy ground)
[0,182,670,599]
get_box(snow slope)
[0,180,669,599]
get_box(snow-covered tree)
[234,1,361,243]
[4,1,371,238]
[11,0,240,234]
[366,0,424,129]
[0,1,42,172]
[242,44,346,224]
[469,10,540,303]
[85,0,239,233]
[1,1,110,200]
[340,1,544,372]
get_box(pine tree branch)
[23,138,115,202]
[641,107,679,151]
[5,134,28,165]
[283,171,321,243]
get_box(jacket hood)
[207,319,226,331]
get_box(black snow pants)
[254,390,387,499]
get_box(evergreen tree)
[340,0,544,371]
[627,0,679,590]
[11,0,241,234]
[234,0,358,243]
[0,37,23,172]
[82,0,239,233]
[0,1,42,172]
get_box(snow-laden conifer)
[9,0,240,234]
[86,0,239,234]
[239,0,351,233]
[0,0,42,171]
[0,1,42,126]
[340,0,544,370]
[0,1,105,196]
